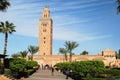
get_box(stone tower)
[39,6,52,55]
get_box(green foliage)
[59,48,68,61]
[116,50,120,59]
[56,60,105,77]
[56,61,120,79]
[80,51,89,55]
[56,62,72,70]
[26,61,38,69]
[4,69,11,75]
[25,69,36,77]
[103,68,120,76]
[11,53,20,58]
[19,50,28,58]
[9,58,27,72]
[0,0,10,11]
[64,41,79,62]
[28,45,39,60]
[0,61,3,66]
[28,45,39,54]
[9,58,38,78]
[0,21,16,55]
[71,60,105,76]
[4,58,13,68]
[12,50,28,59]
[82,78,107,80]
[117,0,120,14]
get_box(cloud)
[53,26,111,42]
[0,0,113,42]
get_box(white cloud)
[0,0,112,42]
[53,26,111,42]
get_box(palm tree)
[19,50,28,59]
[59,48,68,61]
[28,45,39,60]
[11,53,20,58]
[0,21,16,55]
[117,0,120,14]
[0,0,10,11]
[64,41,79,62]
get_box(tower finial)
[45,5,49,8]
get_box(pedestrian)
[42,65,44,70]
[38,64,40,70]
[65,69,69,79]
[51,67,54,76]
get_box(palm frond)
[0,0,10,11]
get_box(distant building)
[33,6,119,68]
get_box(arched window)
[44,53,45,55]
[43,37,46,39]
[44,41,46,43]
[43,29,46,32]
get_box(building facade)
[33,6,119,68]
[39,6,52,55]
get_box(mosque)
[33,6,120,68]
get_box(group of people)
[51,67,70,79]
[37,64,70,79]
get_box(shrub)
[56,60,105,78]
[25,69,35,77]
[56,62,72,72]
[103,68,120,77]
[26,61,38,69]
[0,62,4,74]
[9,58,27,72]
[4,69,11,75]
[82,78,107,80]
[71,60,105,77]
[0,61,3,66]
[4,58,13,68]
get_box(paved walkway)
[25,69,73,80]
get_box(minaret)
[39,6,52,55]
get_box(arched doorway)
[45,64,50,69]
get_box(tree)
[26,61,38,69]
[11,53,20,58]
[19,50,28,59]
[116,49,120,59]
[0,0,10,11]
[117,0,120,14]
[9,58,27,73]
[28,45,39,60]
[64,41,79,62]
[0,21,16,55]
[59,48,68,61]
[119,49,120,59]
[80,51,88,55]
[71,60,105,77]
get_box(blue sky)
[0,0,120,57]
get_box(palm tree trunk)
[69,51,72,62]
[3,33,8,55]
[31,53,33,60]
[65,53,67,61]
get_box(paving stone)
[25,70,73,80]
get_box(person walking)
[65,69,70,79]
[51,67,54,76]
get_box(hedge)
[56,60,105,77]
[9,58,38,78]
[56,60,106,79]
